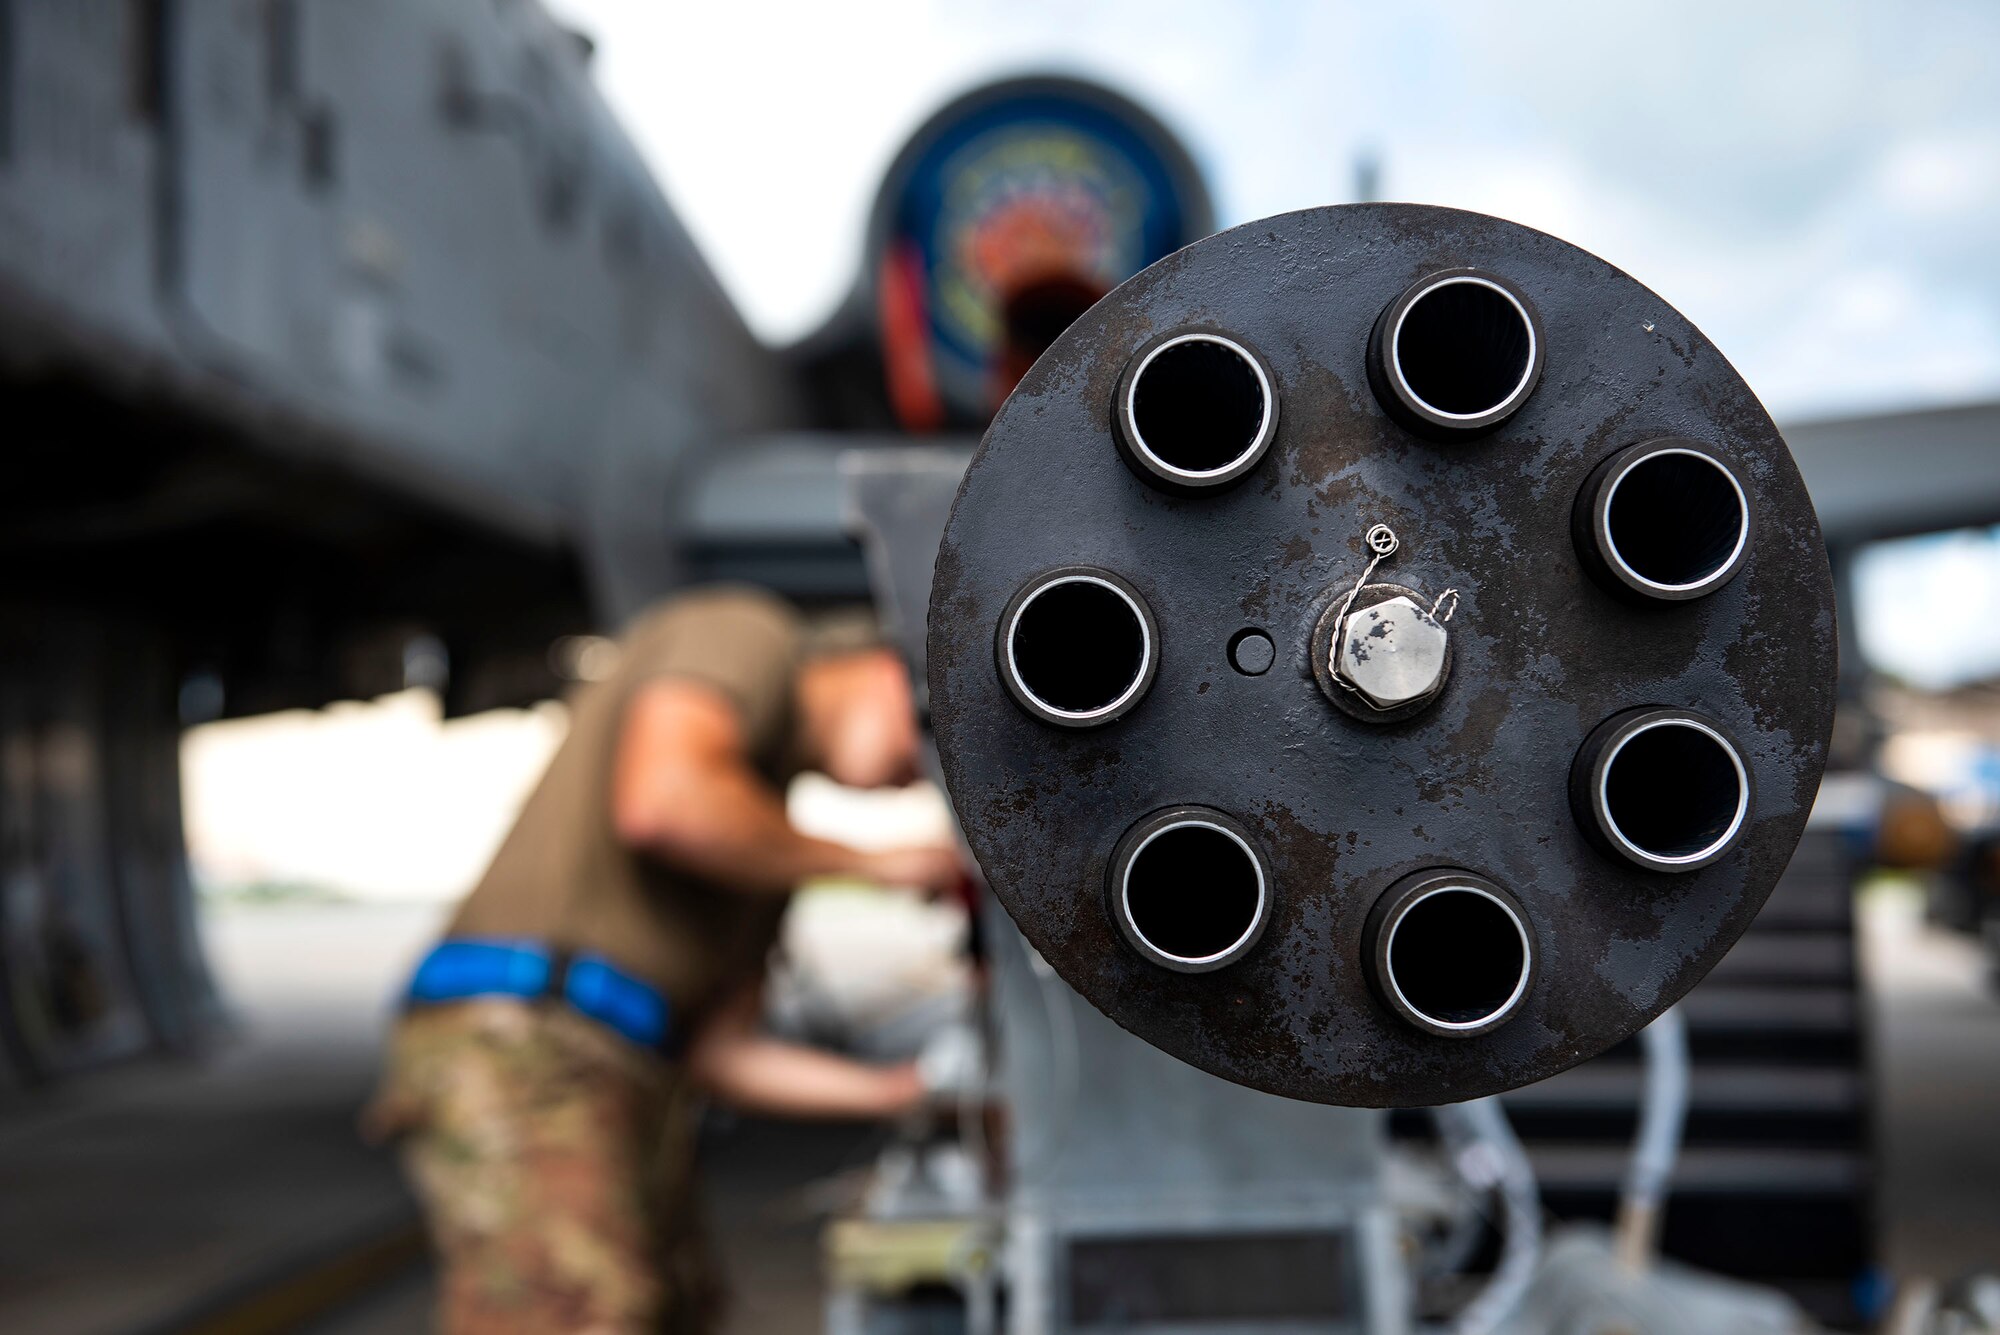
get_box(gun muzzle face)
[927,203,1836,1107]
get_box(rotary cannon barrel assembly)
[928,203,1836,1107]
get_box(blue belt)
[406,940,675,1053]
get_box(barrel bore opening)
[1006,576,1150,719]
[1603,449,1748,593]
[1002,274,1107,368]
[1385,886,1531,1030]
[1391,277,1536,421]
[1121,821,1266,966]
[1125,334,1273,480]
[1601,719,1748,865]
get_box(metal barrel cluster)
[927,202,1837,1108]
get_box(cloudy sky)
[546,0,2000,423]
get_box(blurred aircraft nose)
[996,273,1110,399]
[795,76,1214,434]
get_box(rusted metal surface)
[927,203,1836,1108]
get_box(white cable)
[1434,1097,1543,1335]
[1616,1004,1690,1271]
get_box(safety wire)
[1337,523,1402,624]
[1335,521,1458,634]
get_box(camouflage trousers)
[368,1000,722,1335]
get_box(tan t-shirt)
[444,586,805,1025]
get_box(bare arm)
[684,979,924,1120]
[613,679,859,894]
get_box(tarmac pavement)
[3,886,1998,1333]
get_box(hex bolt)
[1334,595,1450,712]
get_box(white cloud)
[1875,132,2000,218]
